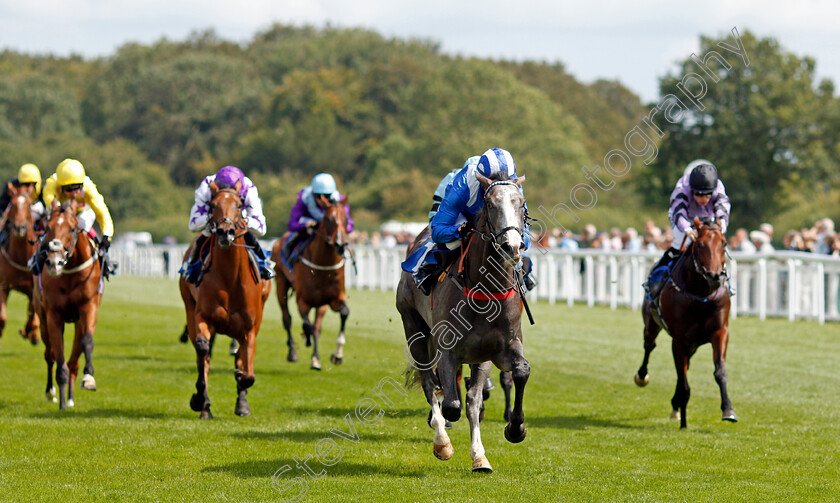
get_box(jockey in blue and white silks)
[428,162,473,222]
[402,148,532,295]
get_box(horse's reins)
[667,224,730,302]
[207,188,259,283]
[456,180,535,325]
[301,202,349,271]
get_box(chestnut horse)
[272,201,349,371]
[0,183,40,345]
[33,199,102,409]
[398,172,529,473]
[635,217,737,428]
[179,182,271,419]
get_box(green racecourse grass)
[1,276,839,502]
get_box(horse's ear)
[234,180,242,193]
[514,175,525,187]
[50,198,60,211]
[341,195,348,206]
[475,171,492,191]
[209,181,219,195]
[693,216,702,228]
[7,181,14,193]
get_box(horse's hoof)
[634,373,650,387]
[442,401,461,422]
[80,374,96,391]
[46,387,57,403]
[670,409,681,421]
[287,349,298,363]
[200,409,213,420]
[471,456,493,473]
[433,442,453,460]
[330,354,343,365]
[190,393,204,412]
[235,400,251,417]
[504,423,527,443]
[722,410,738,422]
[310,357,321,371]
[67,398,75,408]
[30,336,39,346]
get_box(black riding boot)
[283,233,304,264]
[243,232,276,279]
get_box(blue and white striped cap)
[477,148,516,178]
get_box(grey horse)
[397,171,530,472]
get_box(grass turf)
[0,276,838,502]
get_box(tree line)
[0,26,836,242]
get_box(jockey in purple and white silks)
[183,165,275,282]
[403,148,532,295]
[646,159,730,300]
[282,173,353,264]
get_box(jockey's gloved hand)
[100,235,111,252]
[458,222,472,239]
[306,221,317,235]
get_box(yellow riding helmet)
[17,163,42,199]
[56,158,86,186]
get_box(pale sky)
[1,0,839,103]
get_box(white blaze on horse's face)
[11,195,30,236]
[486,183,525,267]
[46,239,67,276]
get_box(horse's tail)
[403,365,423,390]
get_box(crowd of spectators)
[349,218,840,256]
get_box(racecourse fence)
[111,244,840,324]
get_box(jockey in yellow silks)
[30,158,115,276]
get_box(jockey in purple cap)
[182,166,275,282]
[281,172,353,264]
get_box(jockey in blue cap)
[182,165,275,283]
[403,148,534,295]
[281,172,353,265]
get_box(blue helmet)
[477,148,516,179]
[311,173,337,196]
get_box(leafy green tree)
[640,30,837,229]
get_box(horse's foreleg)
[0,286,8,340]
[712,328,737,422]
[310,305,327,370]
[636,304,662,387]
[191,317,214,419]
[671,340,690,428]
[46,312,68,410]
[437,350,461,423]
[76,304,98,394]
[277,280,297,362]
[24,292,40,345]
[66,324,84,407]
[234,331,256,417]
[499,338,529,443]
[43,327,56,403]
[466,362,493,472]
[330,301,349,365]
[500,371,513,422]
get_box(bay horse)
[33,199,102,409]
[635,217,737,428]
[179,182,271,419]
[397,172,529,473]
[0,183,40,346]
[272,200,350,371]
